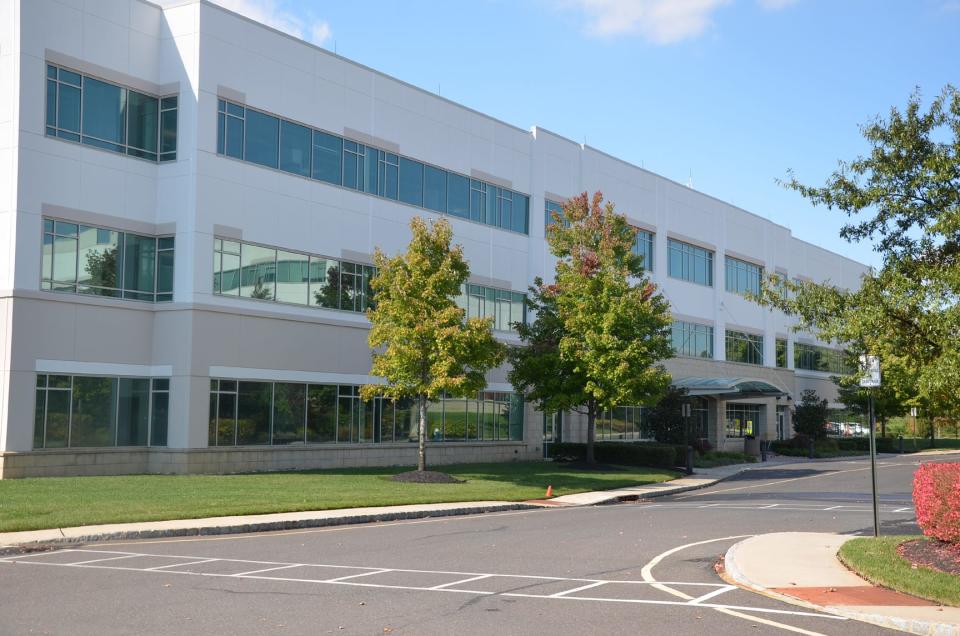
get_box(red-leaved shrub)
[912,463,960,544]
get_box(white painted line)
[893,507,912,513]
[429,574,492,590]
[145,559,218,571]
[231,564,303,577]
[823,506,843,510]
[71,554,141,566]
[687,585,737,605]
[549,581,607,598]
[323,568,392,583]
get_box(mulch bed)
[899,538,960,576]
[391,470,464,484]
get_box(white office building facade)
[0,0,867,478]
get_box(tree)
[647,387,689,445]
[509,192,673,465]
[360,217,504,472]
[793,389,829,440]
[834,377,906,438]
[756,86,960,414]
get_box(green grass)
[838,536,960,607]
[0,462,678,533]
[694,451,757,468]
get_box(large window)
[456,284,526,332]
[216,99,530,234]
[213,239,375,313]
[725,256,763,296]
[45,64,177,162]
[725,403,761,438]
[776,338,788,368]
[633,229,654,272]
[544,200,569,229]
[33,374,169,448]
[668,239,713,286]
[671,321,713,358]
[209,380,523,446]
[725,330,764,365]
[794,343,852,374]
[41,219,174,302]
[595,406,652,441]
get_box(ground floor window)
[208,380,524,446]
[690,397,709,439]
[596,405,651,441]
[725,403,762,438]
[33,374,169,448]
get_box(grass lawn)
[0,462,678,533]
[838,536,960,607]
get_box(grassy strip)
[0,462,677,533]
[694,451,757,468]
[838,536,960,607]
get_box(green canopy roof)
[671,376,787,399]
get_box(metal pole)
[869,392,880,537]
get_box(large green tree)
[509,192,673,464]
[361,217,504,472]
[757,86,960,413]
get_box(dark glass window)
[446,173,469,218]
[272,383,306,445]
[81,77,126,152]
[236,381,272,445]
[312,131,342,184]
[244,109,280,168]
[725,330,764,365]
[424,165,446,212]
[279,119,311,177]
[126,90,158,160]
[398,158,423,206]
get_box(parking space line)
[323,568,392,582]
[429,574,492,590]
[146,558,218,571]
[71,554,141,565]
[549,581,607,597]
[231,563,302,577]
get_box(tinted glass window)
[446,173,469,218]
[312,131,342,184]
[126,90,158,159]
[244,109,279,168]
[279,119,311,177]
[398,158,423,206]
[82,77,126,151]
[424,166,447,212]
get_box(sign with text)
[859,355,881,388]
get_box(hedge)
[912,463,960,543]
[549,442,679,469]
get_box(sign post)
[681,402,693,475]
[859,355,881,538]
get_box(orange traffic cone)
[545,485,553,498]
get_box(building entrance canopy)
[672,376,787,399]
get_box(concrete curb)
[0,502,540,555]
[723,535,960,636]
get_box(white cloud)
[210,0,332,47]
[554,0,732,44]
[756,0,800,9]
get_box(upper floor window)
[725,256,763,296]
[776,338,788,368]
[633,229,654,272]
[45,64,177,162]
[545,200,568,229]
[216,99,529,234]
[726,329,763,365]
[671,321,714,358]
[42,218,174,302]
[456,284,526,332]
[794,343,853,374]
[668,239,714,286]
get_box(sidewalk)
[0,460,762,551]
[723,532,960,636]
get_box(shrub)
[912,463,960,543]
[815,438,839,453]
[549,442,677,469]
[793,390,829,440]
[692,438,713,454]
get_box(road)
[2,452,957,635]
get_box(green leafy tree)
[834,377,906,438]
[756,86,960,413]
[360,217,504,472]
[793,389,829,440]
[509,192,673,464]
[647,387,689,445]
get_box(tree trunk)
[418,395,427,472]
[880,418,886,438]
[586,401,596,465]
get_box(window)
[458,284,526,332]
[213,238,375,314]
[595,405,651,441]
[725,403,761,438]
[208,380,522,445]
[726,330,764,365]
[33,374,169,448]
[671,321,713,358]
[633,229,654,272]
[725,256,763,296]
[794,343,852,374]
[46,64,177,162]
[545,200,566,229]
[215,99,530,234]
[776,338,788,368]
[41,218,174,302]
[668,239,713,286]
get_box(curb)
[0,502,540,555]
[722,536,960,636]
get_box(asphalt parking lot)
[2,452,956,635]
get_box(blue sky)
[214,0,960,268]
